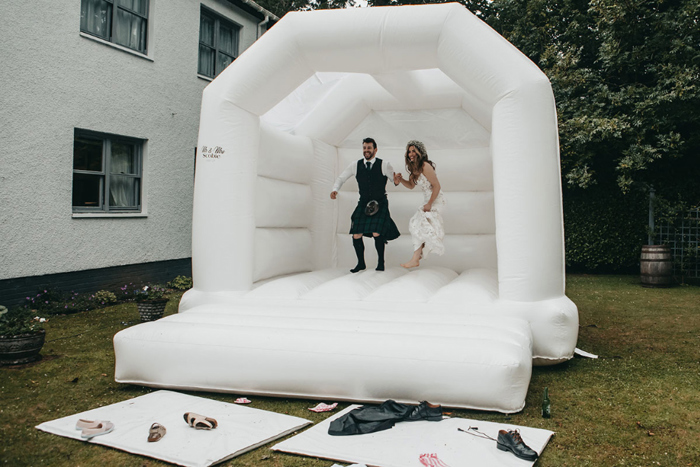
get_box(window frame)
[80,0,150,54]
[72,129,144,214]
[198,5,241,79]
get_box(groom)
[330,137,400,272]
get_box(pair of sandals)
[149,413,217,442]
[183,412,218,430]
[147,413,216,442]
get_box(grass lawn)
[2,275,699,466]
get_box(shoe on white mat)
[81,421,114,439]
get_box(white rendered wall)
[0,0,265,281]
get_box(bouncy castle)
[114,3,578,413]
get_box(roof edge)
[226,0,280,23]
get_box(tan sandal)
[147,422,166,442]
[183,412,218,430]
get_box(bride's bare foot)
[401,259,420,268]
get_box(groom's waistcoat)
[356,158,387,203]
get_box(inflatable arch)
[114,3,578,413]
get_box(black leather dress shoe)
[497,429,538,461]
[406,401,443,421]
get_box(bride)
[394,140,446,268]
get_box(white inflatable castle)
[114,3,578,413]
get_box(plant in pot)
[134,285,169,322]
[0,305,48,365]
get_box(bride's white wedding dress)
[409,173,446,258]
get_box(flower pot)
[137,300,168,322]
[0,329,46,365]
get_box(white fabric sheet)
[273,405,553,467]
[35,390,311,467]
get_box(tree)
[489,0,700,206]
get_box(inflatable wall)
[114,4,579,413]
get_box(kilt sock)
[351,237,366,273]
[374,235,385,271]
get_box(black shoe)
[375,263,384,271]
[406,401,442,421]
[350,263,366,273]
[497,429,538,461]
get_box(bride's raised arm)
[395,172,415,189]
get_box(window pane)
[109,175,138,208]
[74,137,103,171]
[73,173,102,207]
[217,52,234,75]
[219,24,235,55]
[199,15,214,46]
[117,0,147,16]
[80,0,112,39]
[198,45,215,77]
[115,9,146,52]
[111,142,137,174]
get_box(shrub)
[24,288,67,315]
[167,275,193,290]
[63,294,97,313]
[94,290,117,305]
[24,289,104,315]
[563,185,647,273]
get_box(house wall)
[0,1,267,293]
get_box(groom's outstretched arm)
[330,161,356,199]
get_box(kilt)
[349,198,400,241]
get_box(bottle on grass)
[542,387,551,418]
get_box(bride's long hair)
[404,140,435,183]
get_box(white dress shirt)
[332,157,397,192]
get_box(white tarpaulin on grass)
[35,390,311,467]
[273,405,554,467]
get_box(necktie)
[366,161,371,170]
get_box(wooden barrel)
[640,245,673,287]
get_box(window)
[198,7,240,78]
[80,0,149,54]
[73,130,143,213]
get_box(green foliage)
[0,306,46,337]
[24,288,65,314]
[63,294,98,314]
[488,0,700,204]
[25,286,139,315]
[94,290,118,305]
[483,0,700,270]
[563,185,647,272]
[24,289,96,315]
[133,285,168,302]
[167,275,193,291]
